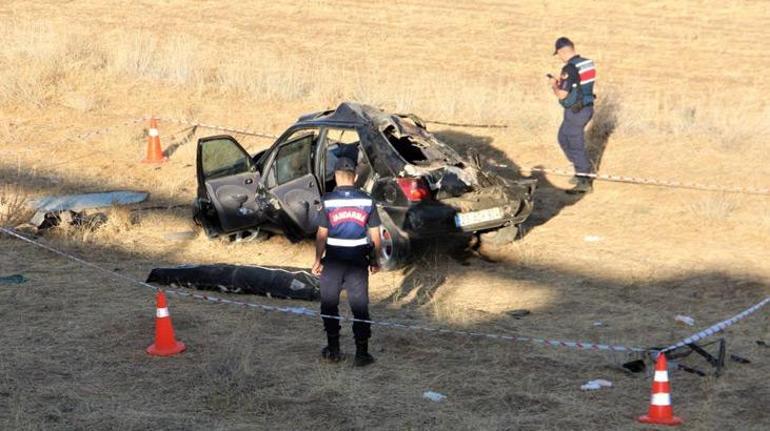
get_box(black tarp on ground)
[146,264,319,301]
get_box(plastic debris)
[583,235,603,242]
[730,354,751,364]
[422,391,447,402]
[0,274,27,285]
[164,231,197,241]
[675,315,695,326]
[507,309,530,319]
[593,321,604,326]
[580,379,613,391]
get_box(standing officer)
[312,157,382,367]
[549,37,596,194]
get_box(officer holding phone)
[549,37,597,194]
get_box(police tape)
[660,296,770,353]
[423,119,509,129]
[0,226,646,354]
[46,118,148,168]
[143,116,279,140]
[520,166,770,196]
[131,115,770,196]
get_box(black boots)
[566,178,593,194]
[321,335,341,362]
[321,336,375,366]
[354,338,375,367]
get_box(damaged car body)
[193,102,536,269]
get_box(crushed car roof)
[296,102,414,129]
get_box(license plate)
[454,207,504,227]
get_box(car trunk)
[379,115,536,234]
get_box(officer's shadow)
[435,96,618,239]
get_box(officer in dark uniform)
[549,37,597,194]
[312,157,382,367]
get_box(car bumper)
[385,196,533,239]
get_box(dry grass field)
[1,0,769,430]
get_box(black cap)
[334,157,356,173]
[553,37,574,55]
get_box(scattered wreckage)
[26,190,148,230]
[193,102,536,269]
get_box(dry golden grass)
[1,0,770,430]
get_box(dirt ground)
[1,1,769,430]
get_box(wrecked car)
[193,102,536,269]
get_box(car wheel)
[378,211,410,271]
[478,224,521,261]
[481,224,521,246]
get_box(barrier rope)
[133,116,770,196]
[424,119,509,129]
[517,167,770,196]
[660,296,770,353]
[145,116,279,140]
[0,227,646,354]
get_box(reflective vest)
[322,187,375,264]
[560,55,596,108]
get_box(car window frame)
[262,126,320,189]
[317,125,375,193]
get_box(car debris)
[580,379,612,391]
[28,190,148,228]
[422,391,447,402]
[0,274,27,285]
[507,309,531,319]
[192,102,536,270]
[145,264,319,301]
[674,315,695,326]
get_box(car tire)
[377,210,410,271]
[478,224,521,261]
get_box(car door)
[196,135,266,233]
[263,129,322,237]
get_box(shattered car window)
[382,124,430,164]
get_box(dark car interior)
[322,128,372,192]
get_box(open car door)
[197,135,266,233]
[263,130,322,239]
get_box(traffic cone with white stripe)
[142,117,166,163]
[146,290,185,356]
[638,353,683,426]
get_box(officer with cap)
[549,37,597,194]
[312,156,382,366]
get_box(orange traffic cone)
[146,290,185,356]
[142,117,166,163]
[638,353,683,426]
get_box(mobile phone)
[546,73,555,79]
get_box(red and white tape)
[660,296,770,353]
[145,116,279,140]
[0,227,645,354]
[521,166,770,196]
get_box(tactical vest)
[560,55,596,109]
[322,187,375,265]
